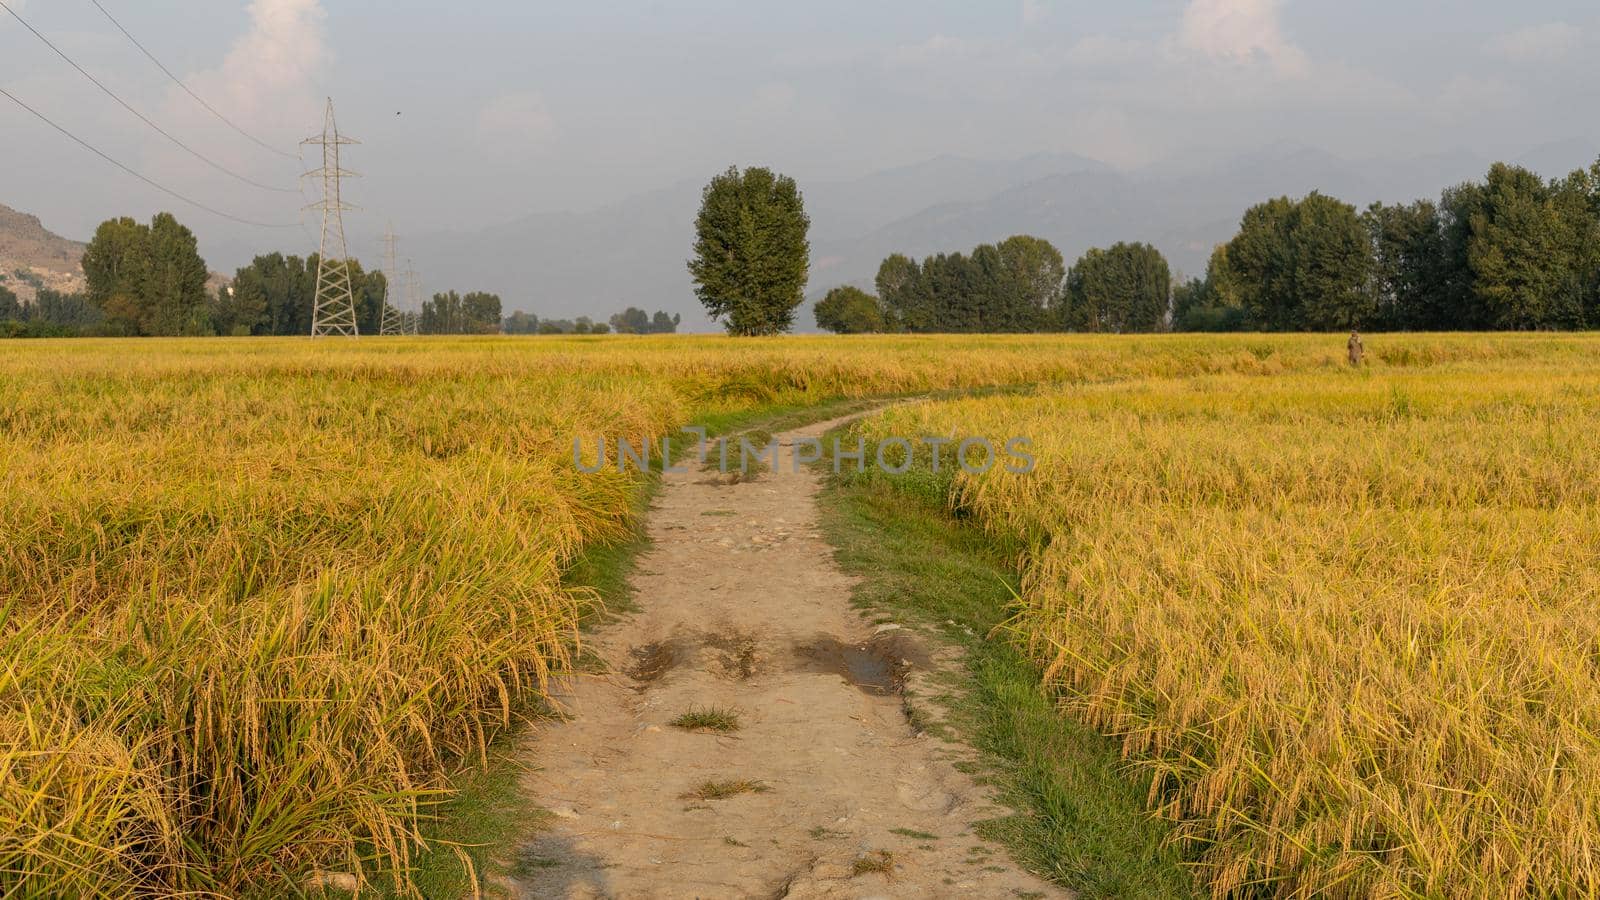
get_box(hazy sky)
[3,0,1599,265]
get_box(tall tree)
[995,235,1066,331]
[1226,196,1298,330]
[610,307,650,334]
[81,217,153,335]
[648,310,682,334]
[814,285,885,334]
[1064,242,1171,333]
[1365,200,1449,330]
[1289,193,1374,331]
[1227,193,1371,330]
[876,253,929,332]
[503,310,540,334]
[82,213,210,336]
[421,291,462,334]
[1458,163,1599,330]
[921,252,974,331]
[142,213,210,335]
[462,291,503,333]
[687,166,811,336]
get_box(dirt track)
[505,413,1066,898]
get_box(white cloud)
[1021,0,1051,27]
[164,0,329,151]
[1487,23,1582,63]
[476,92,555,150]
[1178,0,1307,75]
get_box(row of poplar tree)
[815,158,1600,334]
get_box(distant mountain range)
[410,139,1597,332]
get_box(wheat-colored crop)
[0,333,1168,895]
[4,333,1587,895]
[854,333,1600,897]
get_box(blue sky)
[3,0,1599,261]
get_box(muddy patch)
[792,632,930,695]
[704,631,763,680]
[624,640,686,687]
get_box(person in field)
[1348,330,1364,367]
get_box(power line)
[0,85,297,229]
[0,0,296,194]
[86,0,296,161]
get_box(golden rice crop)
[854,334,1600,898]
[2,331,1230,896]
[3,332,1587,895]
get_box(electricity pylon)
[404,260,423,335]
[379,225,405,335]
[303,98,360,337]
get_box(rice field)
[851,333,1600,898]
[3,333,1595,896]
[0,333,1161,896]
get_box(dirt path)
[505,414,1067,899]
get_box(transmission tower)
[379,225,405,336]
[404,260,423,335]
[302,98,360,337]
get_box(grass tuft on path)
[670,706,743,733]
[682,779,770,801]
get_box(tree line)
[814,237,1168,334]
[2,211,534,338]
[1179,161,1600,332]
[808,157,1600,334]
[500,307,681,335]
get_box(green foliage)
[1217,159,1600,333]
[875,235,1066,333]
[650,310,682,334]
[1364,200,1452,330]
[462,291,503,333]
[420,290,502,334]
[609,306,649,334]
[502,310,540,334]
[1226,192,1371,331]
[144,214,211,336]
[1063,242,1171,333]
[33,290,104,332]
[82,217,154,334]
[0,288,103,338]
[608,307,681,334]
[1170,245,1245,332]
[214,253,384,336]
[80,213,210,336]
[688,165,811,335]
[814,285,886,334]
[1461,163,1600,330]
[996,234,1067,330]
